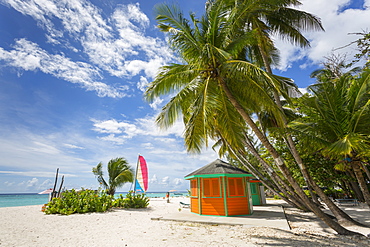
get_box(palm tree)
[146,1,362,235]
[290,68,370,207]
[219,0,368,227]
[92,157,134,196]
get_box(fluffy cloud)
[0,0,173,97]
[63,144,85,150]
[161,176,170,185]
[26,177,39,188]
[173,178,184,186]
[4,181,14,187]
[274,0,370,70]
[91,115,185,144]
[149,174,158,184]
[0,39,126,97]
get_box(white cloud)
[141,143,154,149]
[137,76,149,92]
[275,0,370,70]
[173,178,183,186]
[92,115,185,144]
[39,179,53,188]
[0,0,174,97]
[0,170,77,178]
[31,141,61,155]
[64,144,85,150]
[92,119,138,135]
[161,176,170,185]
[298,87,309,95]
[149,174,158,184]
[0,39,126,97]
[4,181,14,187]
[149,97,164,110]
[26,177,39,188]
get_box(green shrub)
[43,189,149,215]
[113,191,149,209]
[273,194,281,199]
[44,189,114,215]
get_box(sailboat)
[133,155,148,194]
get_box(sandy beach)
[1,197,370,247]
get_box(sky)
[0,0,369,193]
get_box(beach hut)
[184,159,254,216]
[249,179,266,206]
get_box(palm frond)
[92,162,108,189]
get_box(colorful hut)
[249,179,266,206]
[184,159,254,216]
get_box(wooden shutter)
[190,179,198,197]
[203,178,220,197]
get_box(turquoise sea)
[0,192,186,208]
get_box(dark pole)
[51,168,59,201]
[57,175,64,198]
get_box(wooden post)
[57,175,64,198]
[51,168,59,201]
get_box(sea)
[0,192,187,208]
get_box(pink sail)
[135,155,148,192]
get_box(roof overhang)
[185,173,254,180]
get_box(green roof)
[184,159,252,179]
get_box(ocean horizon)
[0,191,187,208]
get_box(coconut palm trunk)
[219,78,363,235]
[228,138,306,209]
[352,161,370,208]
[257,42,366,225]
[362,163,370,181]
[148,1,364,236]
[229,146,299,207]
[242,136,309,210]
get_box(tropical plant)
[290,68,370,207]
[43,189,114,215]
[92,157,134,196]
[145,1,362,235]
[113,191,150,209]
[216,0,366,228]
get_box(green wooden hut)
[185,159,254,216]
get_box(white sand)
[0,197,370,247]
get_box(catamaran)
[133,155,148,194]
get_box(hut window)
[203,178,220,197]
[190,179,198,197]
[228,178,245,197]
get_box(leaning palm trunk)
[228,146,298,207]
[260,49,366,226]
[283,126,365,226]
[219,78,363,236]
[352,161,370,208]
[283,137,320,204]
[362,163,370,181]
[259,46,318,205]
[345,172,365,202]
[242,136,309,210]
[229,143,305,209]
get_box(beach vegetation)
[43,189,114,215]
[43,189,150,215]
[290,65,370,207]
[145,0,367,235]
[92,157,134,196]
[113,191,150,208]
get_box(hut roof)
[185,159,251,178]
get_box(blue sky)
[0,0,369,193]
